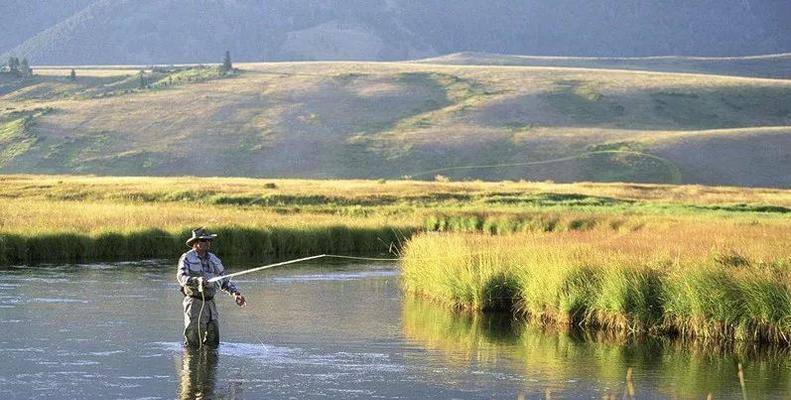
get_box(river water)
[0,259,788,399]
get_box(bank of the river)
[1,175,789,264]
[401,221,791,344]
[0,225,413,265]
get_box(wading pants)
[183,296,220,347]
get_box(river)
[0,259,788,399]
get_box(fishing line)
[209,250,512,350]
[197,279,206,350]
[323,254,402,262]
[208,250,519,283]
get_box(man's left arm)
[213,256,247,306]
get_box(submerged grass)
[401,223,791,344]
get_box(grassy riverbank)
[0,175,788,265]
[401,222,791,343]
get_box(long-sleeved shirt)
[176,249,239,298]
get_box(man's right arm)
[176,254,198,287]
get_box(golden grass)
[401,221,791,343]
[3,175,789,206]
[0,199,407,234]
[0,175,788,267]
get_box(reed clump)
[401,222,791,343]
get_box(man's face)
[192,239,211,254]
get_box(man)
[177,227,247,347]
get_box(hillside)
[417,52,791,80]
[1,62,790,187]
[2,0,790,64]
[0,0,94,56]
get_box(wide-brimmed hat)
[186,227,218,246]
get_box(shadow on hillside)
[474,80,791,131]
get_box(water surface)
[0,259,788,399]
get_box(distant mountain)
[0,0,95,55]
[2,0,790,65]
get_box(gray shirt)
[177,249,239,298]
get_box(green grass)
[543,79,625,124]
[0,225,410,265]
[0,108,50,166]
[0,118,33,165]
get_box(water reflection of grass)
[402,224,791,344]
[402,297,791,398]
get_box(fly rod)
[206,253,402,283]
[207,254,328,283]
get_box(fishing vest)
[181,250,225,299]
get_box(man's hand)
[196,277,205,292]
[234,293,247,307]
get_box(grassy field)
[0,60,789,186]
[1,174,788,264]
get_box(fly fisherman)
[177,227,247,347]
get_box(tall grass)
[0,225,410,264]
[401,222,791,343]
[0,198,416,264]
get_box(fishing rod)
[206,254,400,283]
[197,254,383,349]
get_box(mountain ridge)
[3,0,790,65]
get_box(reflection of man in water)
[179,348,218,400]
[177,227,247,347]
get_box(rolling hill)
[1,60,789,187]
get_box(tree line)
[1,56,32,77]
